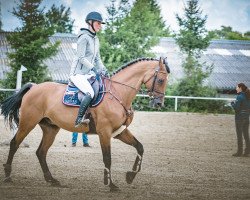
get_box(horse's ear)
[159,57,164,70]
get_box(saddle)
[62,76,105,108]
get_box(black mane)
[112,57,159,75]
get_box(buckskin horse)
[1,57,170,191]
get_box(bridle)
[102,66,168,121]
[104,66,167,97]
[142,67,167,98]
[103,66,167,106]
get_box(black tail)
[1,83,33,129]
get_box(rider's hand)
[104,71,110,78]
[101,70,110,78]
[92,67,99,75]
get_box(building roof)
[0,32,250,90]
[154,37,250,90]
[0,32,77,84]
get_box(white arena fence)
[0,88,235,112]
[0,89,17,92]
[136,94,235,111]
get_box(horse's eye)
[157,79,164,84]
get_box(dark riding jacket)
[231,92,250,120]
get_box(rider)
[69,11,108,127]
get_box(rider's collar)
[80,28,96,36]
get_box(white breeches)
[70,74,94,98]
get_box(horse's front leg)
[99,133,120,192]
[115,128,144,184]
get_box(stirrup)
[75,118,90,127]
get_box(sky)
[1,0,250,34]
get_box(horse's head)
[143,57,170,108]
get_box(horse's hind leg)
[37,120,60,186]
[3,118,41,182]
[114,128,144,184]
[3,136,18,182]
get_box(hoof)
[232,152,242,157]
[126,171,136,184]
[51,182,61,187]
[50,179,61,187]
[109,183,120,192]
[3,163,12,177]
[47,178,61,187]
[3,176,12,183]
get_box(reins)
[101,66,167,116]
[101,77,134,117]
[104,78,137,91]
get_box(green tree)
[208,26,250,41]
[45,4,74,33]
[175,0,210,57]
[0,2,3,31]
[244,31,250,37]
[100,0,170,72]
[174,0,212,80]
[173,0,221,112]
[1,0,59,89]
[174,0,212,81]
[120,0,169,60]
[99,0,131,71]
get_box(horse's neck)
[113,61,155,88]
[111,61,156,107]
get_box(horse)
[1,57,170,191]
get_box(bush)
[0,90,15,105]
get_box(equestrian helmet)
[85,12,105,24]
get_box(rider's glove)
[104,71,110,78]
[92,67,99,75]
[101,70,110,78]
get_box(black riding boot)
[243,147,250,156]
[233,121,243,157]
[232,147,243,157]
[75,93,92,127]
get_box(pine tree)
[2,0,59,88]
[173,0,217,111]
[45,4,74,33]
[0,2,3,31]
[175,0,210,57]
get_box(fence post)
[16,65,27,90]
[175,97,178,111]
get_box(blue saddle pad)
[62,79,105,108]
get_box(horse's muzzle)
[149,97,164,108]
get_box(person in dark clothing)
[231,83,250,157]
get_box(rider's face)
[93,21,102,32]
